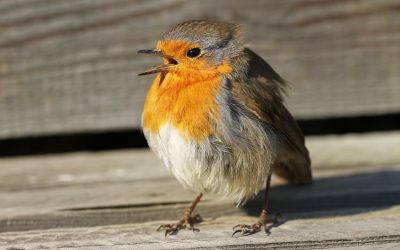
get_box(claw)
[232,222,263,237]
[231,213,282,237]
[232,226,259,237]
[165,227,179,237]
[233,224,251,230]
[232,229,244,237]
[157,214,202,237]
[157,224,168,231]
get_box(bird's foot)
[157,214,202,237]
[232,221,264,237]
[232,213,281,237]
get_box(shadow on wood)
[243,170,400,218]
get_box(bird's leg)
[157,193,203,236]
[233,172,277,237]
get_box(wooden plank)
[0,0,400,138]
[1,133,400,234]
[1,207,400,249]
[306,131,400,169]
[1,165,400,233]
[0,132,399,191]
[0,149,166,191]
[1,133,400,248]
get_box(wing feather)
[229,48,312,184]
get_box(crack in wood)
[199,235,400,250]
[61,201,193,211]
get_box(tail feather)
[273,156,312,185]
[272,106,313,185]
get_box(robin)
[138,20,312,237]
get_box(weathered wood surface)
[2,211,400,249]
[1,0,400,139]
[1,132,400,249]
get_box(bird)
[138,20,312,237]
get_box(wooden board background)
[0,0,399,139]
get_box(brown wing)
[230,48,312,184]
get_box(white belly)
[143,122,275,205]
[144,124,204,190]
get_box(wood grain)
[1,214,400,249]
[1,132,400,233]
[0,0,399,138]
[1,133,400,248]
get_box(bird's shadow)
[241,169,400,222]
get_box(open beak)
[137,49,177,76]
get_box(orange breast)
[142,39,232,142]
[143,71,223,142]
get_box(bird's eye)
[186,48,201,58]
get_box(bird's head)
[138,20,244,79]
